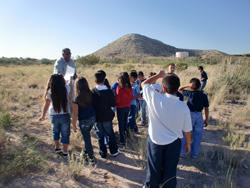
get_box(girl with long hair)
[39,74,71,158]
[115,72,133,145]
[72,77,96,165]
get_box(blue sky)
[0,0,249,59]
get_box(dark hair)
[198,66,203,71]
[74,77,92,107]
[118,72,131,89]
[104,78,111,89]
[129,71,138,79]
[95,72,105,83]
[43,74,68,113]
[138,71,144,77]
[189,78,201,90]
[62,48,71,54]
[97,70,106,78]
[162,73,180,95]
[149,72,156,77]
[168,63,176,67]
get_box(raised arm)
[141,70,166,89]
[178,83,193,94]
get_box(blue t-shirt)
[73,101,96,121]
[111,82,119,96]
[201,71,208,81]
[183,90,209,112]
[131,82,140,106]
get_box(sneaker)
[192,155,197,159]
[89,157,96,165]
[55,148,61,154]
[117,142,125,147]
[62,152,68,159]
[111,149,120,157]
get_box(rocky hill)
[93,33,225,59]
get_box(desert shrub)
[76,55,100,66]
[127,130,147,169]
[40,58,53,65]
[0,134,46,184]
[61,152,85,180]
[0,113,11,129]
[123,63,135,72]
[176,63,188,71]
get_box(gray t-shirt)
[54,57,76,76]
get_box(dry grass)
[0,56,249,186]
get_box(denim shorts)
[50,114,70,144]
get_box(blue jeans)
[139,100,147,124]
[181,112,204,157]
[145,137,181,188]
[50,114,70,144]
[78,116,96,158]
[117,107,129,143]
[128,105,138,132]
[201,81,207,91]
[94,121,118,158]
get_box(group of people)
[39,48,209,188]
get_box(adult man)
[54,48,76,77]
[142,71,192,188]
[198,66,208,91]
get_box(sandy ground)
[3,100,250,188]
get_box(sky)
[0,0,249,59]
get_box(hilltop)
[93,33,225,59]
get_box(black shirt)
[201,71,208,81]
[92,88,116,122]
[183,90,209,112]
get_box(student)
[198,66,208,91]
[72,77,96,165]
[116,72,133,145]
[128,71,141,133]
[39,74,71,159]
[178,78,209,158]
[138,71,147,126]
[149,72,162,92]
[142,71,192,187]
[167,63,184,101]
[92,72,119,158]
[97,70,110,147]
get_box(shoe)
[55,148,61,154]
[192,155,197,159]
[111,149,120,157]
[62,152,68,159]
[117,141,125,147]
[89,157,96,165]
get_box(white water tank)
[176,52,189,58]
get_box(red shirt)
[116,86,133,108]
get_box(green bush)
[0,113,11,129]
[40,58,53,65]
[76,55,100,66]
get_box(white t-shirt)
[143,84,192,145]
[46,85,70,115]
[152,83,162,93]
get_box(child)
[149,72,162,92]
[178,78,209,158]
[92,72,119,158]
[167,63,184,101]
[198,66,208,91]
[142,71,192,187]
[128,71,141,133]
[116,72,133,145]
[138,71,147,126]
[39,74,71,158]
[72,77,96,165]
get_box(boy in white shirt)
[142,71,192,188]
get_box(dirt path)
[4,101,250,188]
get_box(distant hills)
[93,33,226,59]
